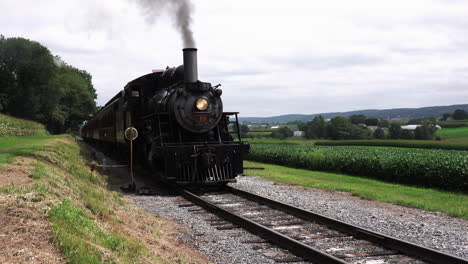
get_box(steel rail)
[178,188,348,264]
[226,185,468,264]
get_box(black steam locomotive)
[81,49,250,185]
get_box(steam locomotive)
[81,49,250,185]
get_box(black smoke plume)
[134,0,196,48]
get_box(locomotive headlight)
[195,98,209,111]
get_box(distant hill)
[240,104,468,123]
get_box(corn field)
[315,140,468,151]
[248,144,468,192]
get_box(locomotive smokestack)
[183,48,198,83]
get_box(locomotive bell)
[183,48,198,83]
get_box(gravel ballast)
[131,176,468,263]
[132,188,283,264]
[231,176,468,260]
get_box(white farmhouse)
[293,131,304,137]
[401,125,420,130]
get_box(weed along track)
[175,186,468,264]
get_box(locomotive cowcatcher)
[81,49,250,186]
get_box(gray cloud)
[204,69,267,79]
[2,0,468,117]
[268,53,384,71]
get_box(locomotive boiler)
[81,49,250,185]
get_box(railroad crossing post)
[125,127,138,191]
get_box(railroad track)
[176,186,468,264]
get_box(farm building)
[402,125,441,130]
[293,131,304,137]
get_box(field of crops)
[0,113,47,136]
[247,131,272,137]
[436,127,468,141]
[438,120,468,128]
[315,139,468,150]
[248,144,468,192]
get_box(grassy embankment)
[0,115,207,263]
[0,113,48,136]
[244,160,468,220]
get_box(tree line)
[298,115,441,140]
[0,36,97,134]
[441,109,468,120]
[241,114,442,140]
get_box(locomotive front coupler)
[190,147,217,168]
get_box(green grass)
[40,141,147,263]
[49,200,144,264]
[438,120,468,129]
[29,162,48,179]
[0,136,153,263]
[0,113,47,136]
[0,135,63,163]
[244,160,468,219]
[437,127,468,141]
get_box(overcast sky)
[2,0,468,117]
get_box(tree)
[441,113,451,121]
[408,119,422,125]
[400,129,414,140]
[453,109,468,120]
[373,128,385,139]
[239,124,249,138]
[378,119,389,128]
[0,36,57,121]
[271,126,293,139]
[388,123,402,139]
[0,36,97,133]
[327,116,352,140]
[302,115,326,139]
[349,125,372,139]
[414,122,437,140]
[365,118,378,126]
[297,122,307,134]
[349,114,366,125]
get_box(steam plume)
[134,0,196,48]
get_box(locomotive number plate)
[194,114,209,123]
